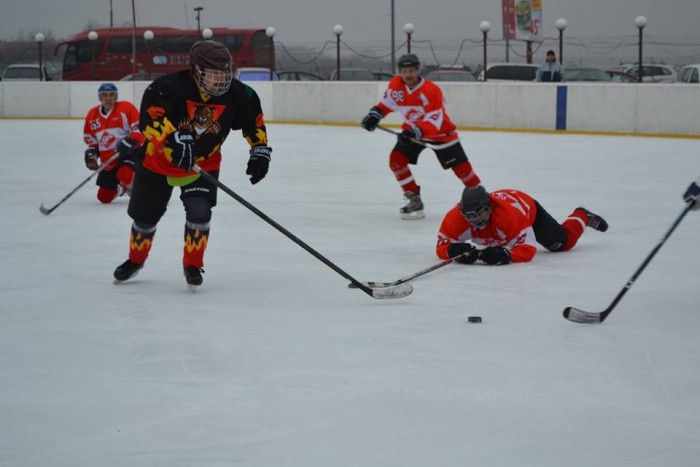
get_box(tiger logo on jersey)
[180,101,226,137]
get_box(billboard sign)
[502,0,542,41]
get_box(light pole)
[333,24,343,81]
[635,16,647,83]
[35,32,45,81]
[265,27,276,81]
[555,18,567,64]
[404,23,414,54]
[479,21,491,82]
[109,0,114,27]
[390,0,396,71]
[88,30,98,80]
[194,7,203,33]
[144,30,154,80]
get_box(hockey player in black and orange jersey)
[113,39,273,290]
[361,53,482,220]
[436,186,608,265]
[83,83,145,203]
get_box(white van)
[1,63,51,81]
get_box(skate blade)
[400,210,425,220]
[113,269,140,285]
[187,283,199,293]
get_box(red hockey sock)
[128,224,156,264]
[96,187,119,204]
[389,150,419,194]
[183,222,209,269]
[452,161,481,187]
[116,165,135,187]
[561,210,588,251]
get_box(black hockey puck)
[468,316,482,323]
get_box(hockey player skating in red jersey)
[83,83,144,203]
[437,186,608,265]
[361,53,481,220]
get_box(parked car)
[421,64,472,77]
[372,71,394,81]
[424,69,476,82]
[278,71,324,81]
[120,72,165,81]
[610,63,677,83]
[233,67,278,81]
[477,63,539,81]
[677,64,700,84]
[1,63,52,81]
[328,68,375,81]
[606,70,638,83]
[564,67,611,82]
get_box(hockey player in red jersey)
[83,83,144,203]
[361,53,481,220]
[112,39,272,291]
[437,186,608,265]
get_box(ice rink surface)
[2,120,700,466]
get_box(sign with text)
[502,0,542,41]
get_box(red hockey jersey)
[83,101,143,169]
[375,76,458,143]
[436,189,539,263]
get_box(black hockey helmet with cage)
[189,40,233,96]
[397,53,420,70]
[460,186,492,228]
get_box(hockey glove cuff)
[398,127,422,145]
[84,148,100,170]
[479,246,512,265]
[247,145,272,185]
[447,243,479,264]
[361,106,383,132]
[116,137,139,163]
[167,131,196,173]
[683,181,700,210]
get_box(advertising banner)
[502,0,542,41]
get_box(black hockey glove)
[116,137,139,164]
[361,106,383,132]
[166,131,196,173]
[247,145,272,185]
[479,246,512,265]
[398,127,422,145]
[447,243,479,264]
[683,181,700,210]
[84,148,100,170]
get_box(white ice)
[2,120,700,467]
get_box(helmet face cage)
[194,66,233,96]
[190,40,233,96]
[461,204,492,229]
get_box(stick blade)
[563,306,605,324]
[348,281,394,289]
[369,283,413,299]
[39,204,52,216]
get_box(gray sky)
[2,0,699,44]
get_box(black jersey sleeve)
[235,84,269,148]
[138,73,182,137]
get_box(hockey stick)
[376,125,461,150]
[193,166,413,300]
[348,251,476,289]
[39,153,121,215]
[563,201,695,324]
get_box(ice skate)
[184,266,204,293]
[399,191,425,220]
[113,259,144,283]
[576,207,608,232]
